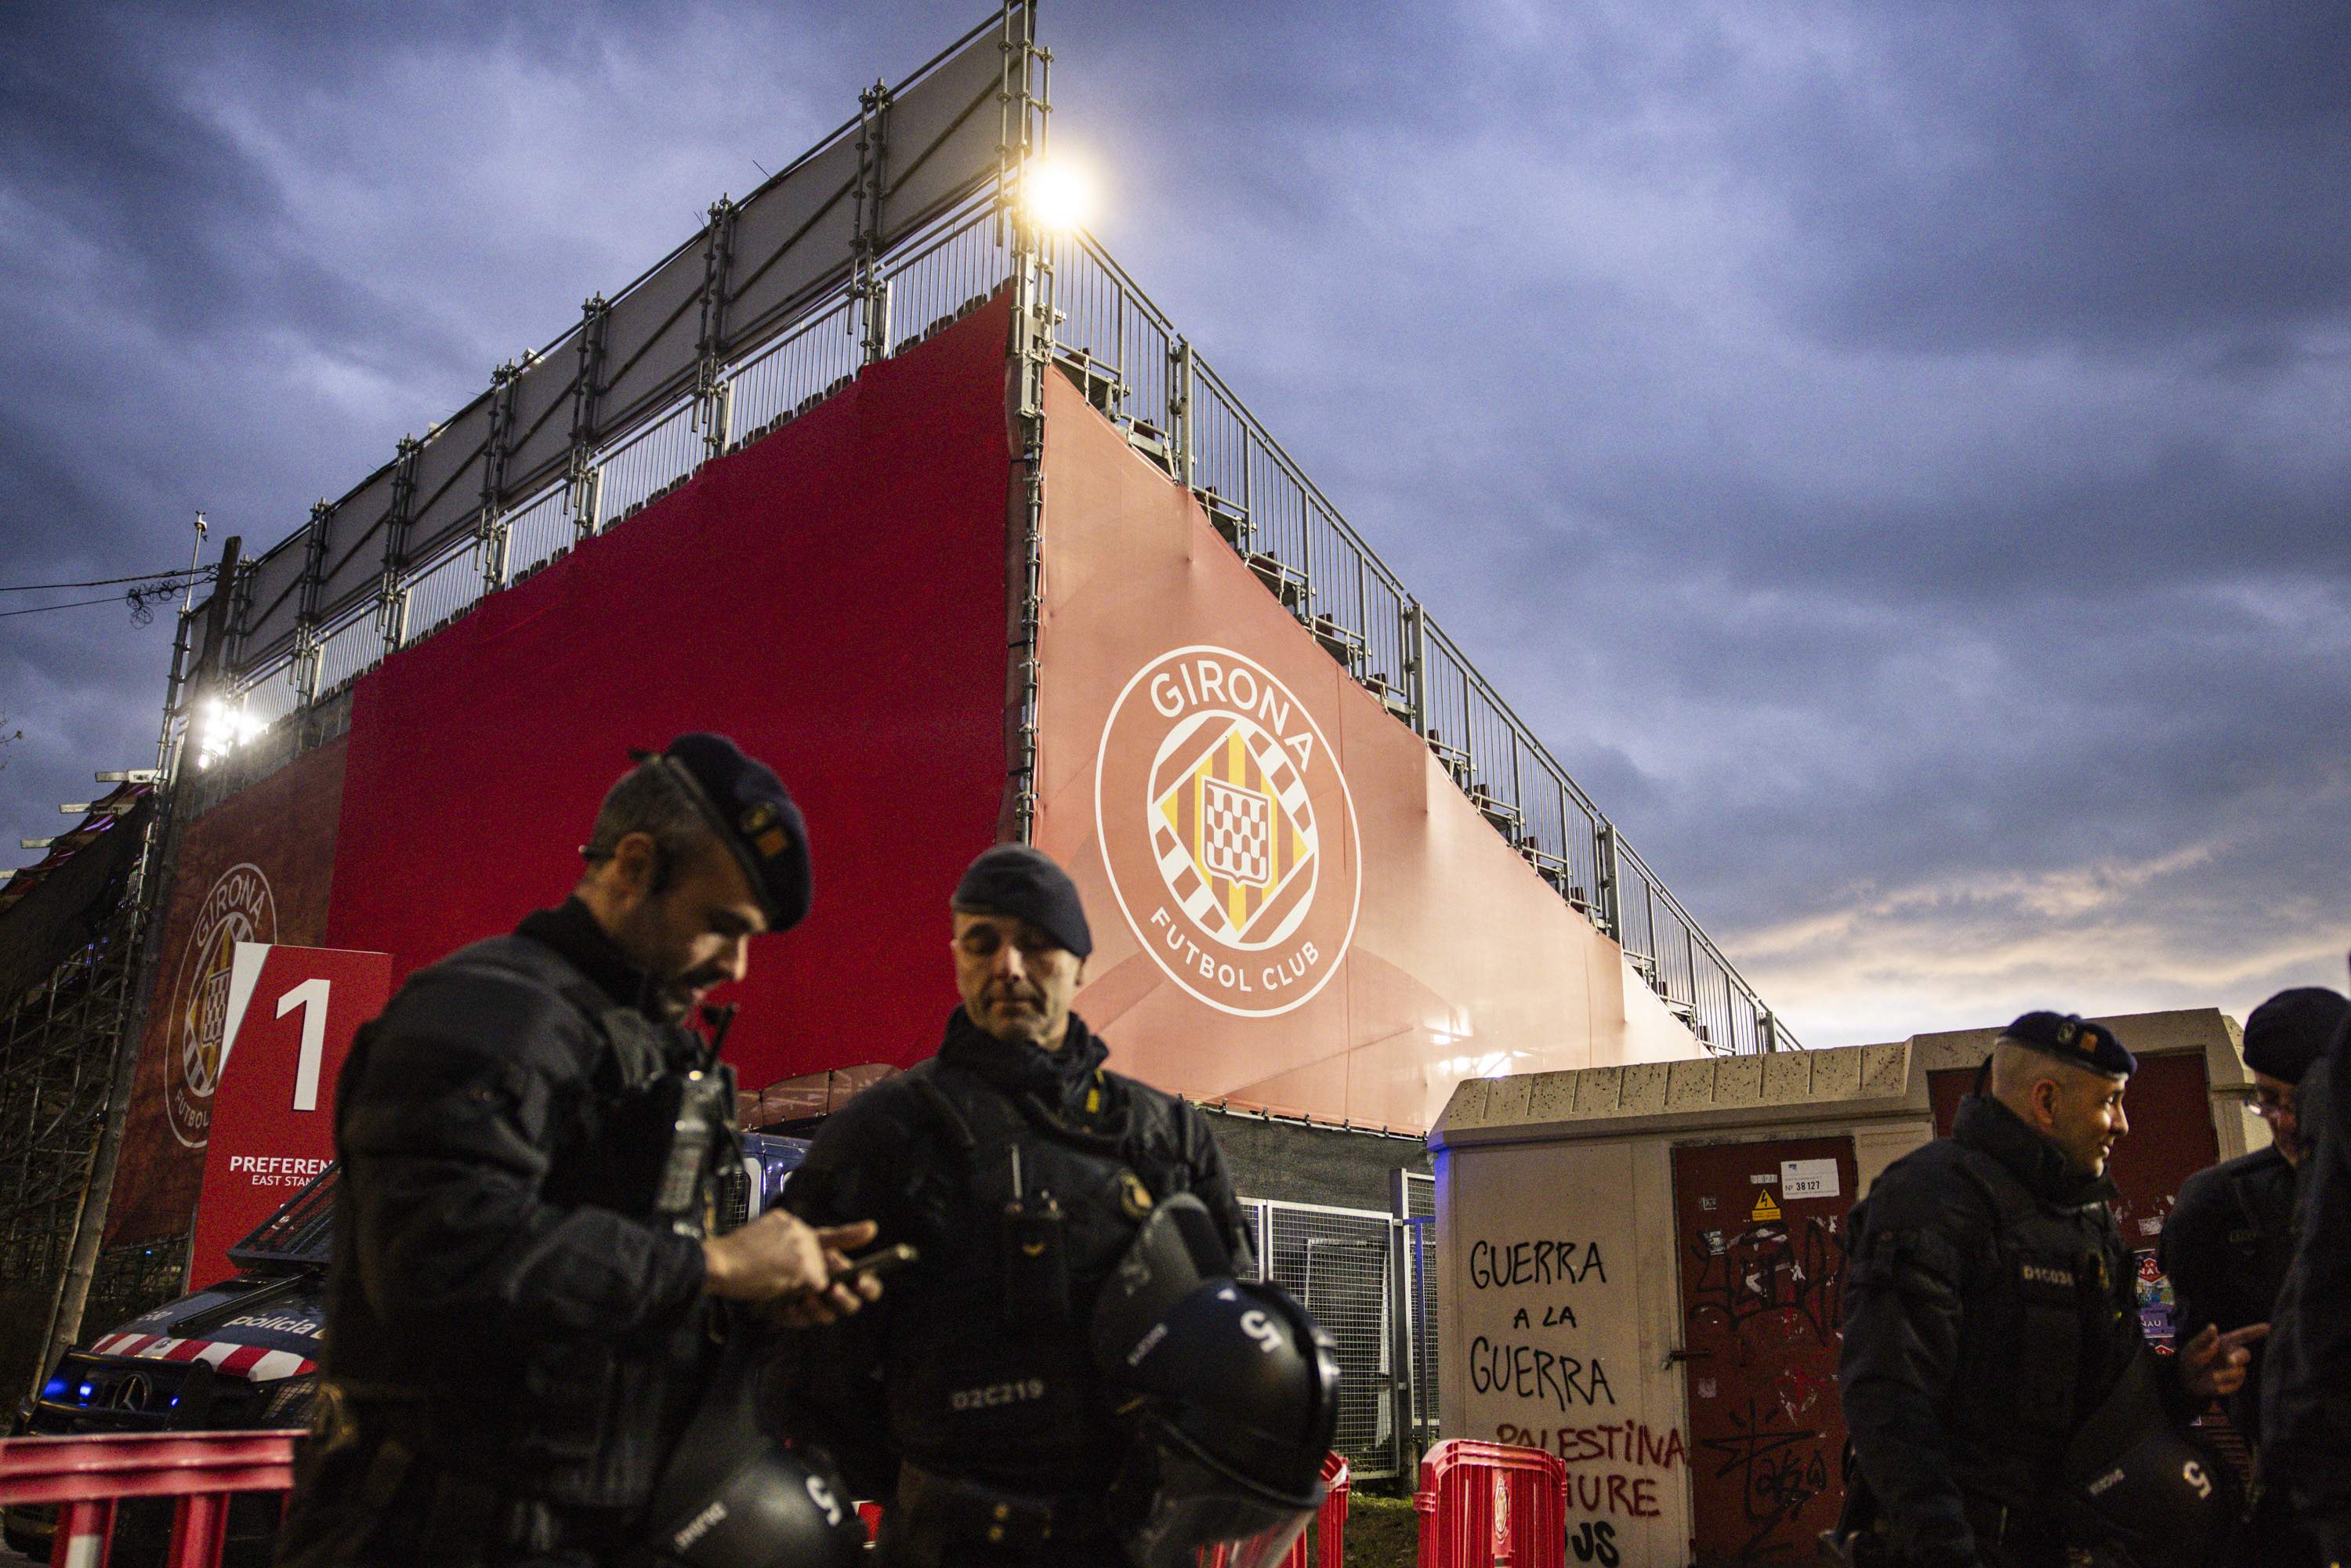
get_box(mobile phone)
[839,1242,919,1283]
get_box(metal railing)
[1041,233,1798,1055]
[213,196,1012,727]
[732,295,862,442]
[201,197,1791,1055]
[1229,1175,1443,1484]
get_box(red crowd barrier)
[1287,1450,1349,1568]
[1414,1439,1566,1568]
[0,1429,298,1568]
[1195,1450,1349,1568]
[0,1433,1342,1567]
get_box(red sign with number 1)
[190,942,392,1289]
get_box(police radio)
[607,1065,739,1240]
[1000,1146,1073,1331]
[654,1070,738,1237]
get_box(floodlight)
[1021,157,1092,234]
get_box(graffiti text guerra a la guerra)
[1470,1238,1607,1289]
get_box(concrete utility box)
[1428,1009,2255,1568]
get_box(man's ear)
[607,831,662,900]
[2030,1075,2063,1128]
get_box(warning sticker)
[1749,1190,1783,1223]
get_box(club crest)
[164,863,277,1148]
[1095,646,1360,1017]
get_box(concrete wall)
[1427,1008,2256,1564]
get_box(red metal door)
[1929,1051,2219,1347]
[1672,1135,1857,1566]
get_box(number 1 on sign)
[277,977,331,1111]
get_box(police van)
[5,1135,809,1563]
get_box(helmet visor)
[1121,1426,1320,1568]
[1127,1496,1312,1568]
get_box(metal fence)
[1399,1173,1439,1457]
[1236,1182,1439,1483]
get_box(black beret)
[2000,1011,2135,1077]
[655,733,812,930]
[951,843,1091,959]
[2243,987,2348,1085]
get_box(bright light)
[193,697,265,770]
[1021,157,1092,234]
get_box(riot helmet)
[1093,1195,1342,1568]
[2061,1350,2239,1568]
[639,1331,867,1568]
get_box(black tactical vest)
[877,1057,1206,1497]
[322,934,728,1512]
[1943,1140,2139,1507]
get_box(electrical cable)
[0,567,216,593]
[0,594,177,619]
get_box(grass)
[1339,1492,1418,1568]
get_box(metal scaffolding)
[0,908,136,1287]
[0,805,178,1400]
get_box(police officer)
[2263,977,2351,1568]
[277,734,878,1567]
[772,843,1252,1566]
[1835,1012,2262,1568]
[2159,987,2346,1566]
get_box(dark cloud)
[2,0,2346,1048]
[1764,1,2351,352]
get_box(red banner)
[1032,371,1702,1132]
[190,943,390,1288]
[107,736,349,1249]
[324,297,1016,1088]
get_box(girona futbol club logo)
[1095,646,1360,1018]
[164,864,277,1147]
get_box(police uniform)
[1838,1013,2170,1568]
[773,849,1251,1568]
[276,734,812,1568]
[2161,987,2346,1568]
[2263,999,2351,1568]
[2161,1150,2294,1418]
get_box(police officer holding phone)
[2161,987,2346,1567]
[277,734,878,1568]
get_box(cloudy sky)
[2,0,2344,1048]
